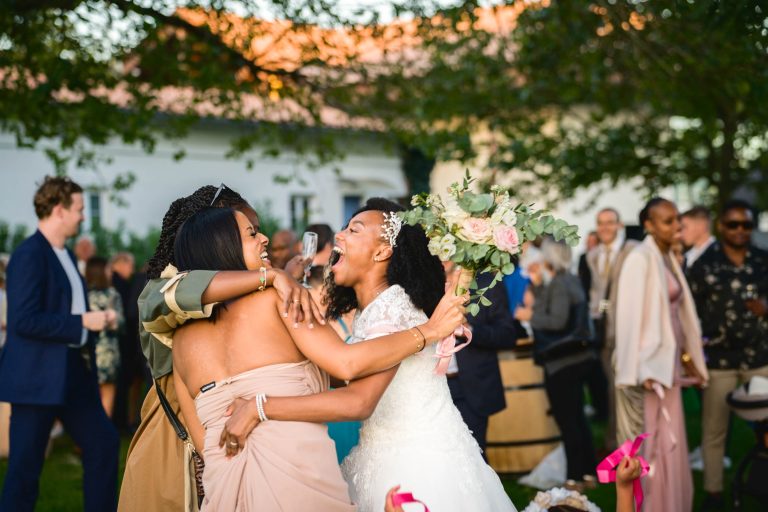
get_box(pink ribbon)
[596,433,650,511]
[392,492,429,511]
[433,324,472,375]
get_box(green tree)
[0,0,366,181]
[347,0,768,208]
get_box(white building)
[0,123,407,237]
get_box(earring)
[373,257,379,262]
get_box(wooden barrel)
[486,342,560,474]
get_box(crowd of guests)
[0,175,765,512]
[516,198,767,511]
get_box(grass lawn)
[1,388,765,510]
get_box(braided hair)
[146,185,249,279]
[325,198,445,320]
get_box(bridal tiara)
[381,212,402,247]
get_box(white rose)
[491,203,517,227]
[438,234,457,261]
[427,236,443,257]
[443,196,471,228]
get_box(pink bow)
[433,324,472,375]
[596,433,650,511]
[392,492,429,511]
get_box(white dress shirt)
[52,247,88,347]
[684,236,715,268]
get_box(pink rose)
[458,218,493,244]
[493,226,520,254]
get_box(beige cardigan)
[614,236,708,389]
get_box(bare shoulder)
[231,288,281,314]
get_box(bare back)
[173,289,307,396]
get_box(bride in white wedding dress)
[341,283,516,512]
[223,198,516,511]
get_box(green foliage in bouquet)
[400,171,579,315]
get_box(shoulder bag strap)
[155,379,189,442]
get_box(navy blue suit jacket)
[454,274,522,417]
[0,230,95,405]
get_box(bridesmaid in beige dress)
[169,207,466,511]
[614,198,708,511]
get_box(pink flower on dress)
[458,218,493,244]
[493,226,520,254]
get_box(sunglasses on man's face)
[723,220,755,231]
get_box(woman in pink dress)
[169,207,466,511]
[614,197,709,511]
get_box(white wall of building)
[0,125,406,237]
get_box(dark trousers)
[447,377,489,458]
[585,358,609,421]
[0,352,120,512]
[544,360,597,481]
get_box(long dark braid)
[146,185,249,279]
[325,198,445,320]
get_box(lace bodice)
[348,286,461,445]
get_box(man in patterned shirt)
[688,199,768,510]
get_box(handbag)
[155,380,205,511]
[533,300,596,364]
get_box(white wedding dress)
[341,285,517,512]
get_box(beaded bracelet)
[258,267,268,292]
[256,393,269,422]
[411,327,426,352]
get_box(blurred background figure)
[85,256,124,418]
[614,197,708,512]
[0,176,119,512]
[0,259,6,349]
[444,263,521,456]
[515,238,598,490]
[270,228,299,267]
[577,230,598,295]
[680,205,715,269]
[109,252,146,432]
[74,234,96,275]
[586,208,638,447]
[687,199,768,511]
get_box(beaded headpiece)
[381,211,403,247]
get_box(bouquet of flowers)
[400,171,579,316]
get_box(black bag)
[532,300,596,364]
[156,380,205,509]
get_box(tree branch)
[106,0,318,88]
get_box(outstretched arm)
[281,285,467,381]
[220,367,397,455]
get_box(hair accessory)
[381,211,403,247]
[521,487,600,512]
[209,183,228,207]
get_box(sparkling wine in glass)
[301,231,318,288]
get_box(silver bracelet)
[256,393,269,422]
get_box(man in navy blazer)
[0,176,119,512]
[446,271,522,455]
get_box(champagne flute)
[301,231,318,288]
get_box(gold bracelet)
[411,327,426,352]
[258,267,268,292]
